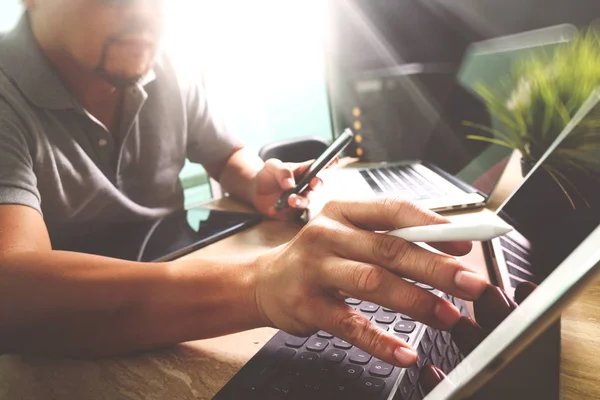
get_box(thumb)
[264,159,295,189]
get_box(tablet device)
[58,207,262,262]
[137,207,262,262]
[425,90,600,399]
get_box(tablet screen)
[426,95,600,398]
[57,208,262,262]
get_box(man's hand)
[252,198,487,368]
[252,158,322,220]
[418,282,538,395]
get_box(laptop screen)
[325,0,596,198]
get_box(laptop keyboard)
[359,165,447,201]
[212,285,469,400]
[499,235,537,289]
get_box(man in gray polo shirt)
[0,0,486,367]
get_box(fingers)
[450,316,486,356]
[320,260,461,330]
[514,281,537,304]
[427,241,473,257]
[473,286,517,333]
[287,194,308,209]
[286,179,322,210]
[323,197,473,257]
[291,159,314,178]
[263,159,296,190]
[419,364,450,396]
[326,226,488,301]
[323,197,449,231]
[313,297,418,368]
[309,176,322,190]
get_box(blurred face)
[28,0,164,86]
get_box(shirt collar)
[0,13,156,111]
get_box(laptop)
[312,25,576,214]
[211,90,600,400]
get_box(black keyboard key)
[398,376,414,400]
[275,347,297,361]
[394,333,410,342]
[349,349,372,365]
[394,321,416,333]
[510,277,523,288]
[240,365,279,394]
[297,376,327,397]
[338,364,364,380]
[359,376,386,394]
[360,302,380,313]
[323,349,347,364]
[442,359,453,375]
[447,347,458,367]
[375,323,390,332]
[265,375,294,399]
[430,346,442,366]
[502,250,531,269]
[317,330,334,339]
[297,351,319,364]
[420,336,434,356]
[500,237,530,260]
[441,330,451,344]
[332,338,353,350]
[407,365,419,384]
[417,353,429,368]
[345,298,362,305]
[369,361,394,377]
[375,313,396,324]
[507,263,535,282]
[372,169,395,191]
[360,170,384,193]
[411,387,424,400]
[401,314,415,321]
[306,338,329,352]
[435,332,446,354]
[329,383,354,400]
[284,335,308,348]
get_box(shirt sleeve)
[185,76,242,165]
[0,109,42,214]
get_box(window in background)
[164,0,333,207]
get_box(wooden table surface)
[0,155,598,400]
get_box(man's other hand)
[252,158,323,220]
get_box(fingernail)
[284,178,295,189]
[450,316,486,356]
[435,300,461,328]
[514,281,537,304]
[419,364,445,395]
[474,286,517,332]
[393,346,418,367]
[294,198,303,207]
[455,270,488,298]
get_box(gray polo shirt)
[0,15,240,248]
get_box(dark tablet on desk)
[57,208,262,262]
[137,207,262,262]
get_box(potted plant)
[465,25,600,208]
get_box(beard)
[93,37,152,88]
